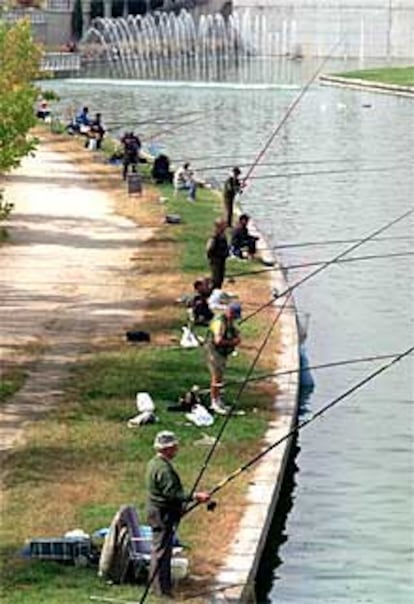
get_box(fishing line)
[94,349,412,604]
[187,212,413,497]
[211,352,402,391]
[185,346,413,513]
[227,250,414,279]
[17,249,414,291]
[194,159,402,173]
[241,207,414,324]
[246,165,408,180]
[241,39,344,190]
[105,107,208,130]
[146,102,224,142]
[271,234,413,250]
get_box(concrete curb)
[319,75,414,98]
[213,223,300,603]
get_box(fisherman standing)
[121,131,141,181]
[206,302,241,415]
[146,431,209,597]
[223,166,242,227]
[206,218,229,289]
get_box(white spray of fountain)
[81,8,273,79]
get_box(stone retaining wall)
[213,229,300,603]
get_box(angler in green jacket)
[146,431,209,597]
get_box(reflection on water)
[256,438,301,604]
[47,59,414,603]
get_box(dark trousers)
[224,196,234,227]
[123,157,138,180]
[210,259,226,289]
[147,506,176,596]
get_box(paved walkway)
[0,145,152,455]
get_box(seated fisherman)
[152,153,173,184]
[173,162,197,201]
[231,213,259,259]
[187,277,214,326]
[36,98,51,121]
[75,106,91,133]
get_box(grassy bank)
[335,65,414,86]
[1,128,283,603]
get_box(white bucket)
[171,557,189,580]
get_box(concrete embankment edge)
[319,75,414,98]
[214,231,300,602]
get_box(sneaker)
[211,400,231,415]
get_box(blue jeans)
[177,181,196,201]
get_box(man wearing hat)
[146,431,209,597]
[223,166,243,228]
[206,301,241,415]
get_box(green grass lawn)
[335,65,414,86]
[1,141,280,603]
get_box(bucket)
[171,557,188,580]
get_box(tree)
[0,19,41,174]
[71,0,84,42]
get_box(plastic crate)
[29,537,91,565]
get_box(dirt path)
[0,144,152,455]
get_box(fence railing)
[40,52,81,72]
[46,0,73,10]
[2,8,46,23]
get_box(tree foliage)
[0,19,41,174]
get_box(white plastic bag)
[180,326,199,348]
[136,392,155,413]
[185,403,214,427]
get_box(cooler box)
[29,537,92,565]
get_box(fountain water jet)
[81,8,274,81]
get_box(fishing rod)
[105,107,208,130]
[241,40,343,190]
[145,113,208,141]
[16,249,413,290]
[184,210,413,521]
[185,346,413,514]
[228,250,414,280]
[241,207,414,324]
[207,352,402,391]
[271,234,413,250]
[246,165,407,181]
[136,348,412,604]
[146,101,224,142]
[193,158,395,173]
[186,293,293,503]
[13,252,414,287]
